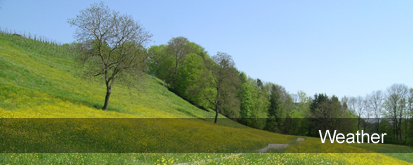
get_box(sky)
[1,0,412,99]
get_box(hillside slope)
[0,33,222,119]
[0,33,411,164]
[0,32,292,151]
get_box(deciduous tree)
[367,90,384,133]
[384,84,409,142]
[68,2,152,110]
[203,52,240,123]
[166,37,192,85]
[238,72,253,125]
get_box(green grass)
[0,32,412,164]
[0,33,216,118]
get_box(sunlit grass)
[0,34,215,118]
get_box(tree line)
[342,84,413,144]
[67,2,413,145]
[146,35,413,144]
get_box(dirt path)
[257,137,305,153]
[174,137,305,164]
[256,143,289,153]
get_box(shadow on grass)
[175,107,199,118]
[52,94,136,115]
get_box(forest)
[143,36,413,145]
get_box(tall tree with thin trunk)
[354,96,365,130]
[68,2,152,110]
[203,52,240,123]
[384,84,408,142]
[367,90,384,133]
[408,88,413,144]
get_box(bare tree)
[366,90,384,133]
[409,89,413,142]
[362,94,373,130]
[68,2,152,110]
[347,97,357,115]
[354,96,365,130]
[346,96,367,130]
[384,84,409,141]
[409,88,413,119]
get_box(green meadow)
[1,33,412,164]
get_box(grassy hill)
[0,33,213,118]
[0,32,412,164]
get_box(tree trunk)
[102,84,112,110]
[214,104,218,124]
[405,117,408,142]
[377,118,380,134]
[214,88,220,124]
[399,116,403,142]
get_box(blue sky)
[1,0,412,99]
